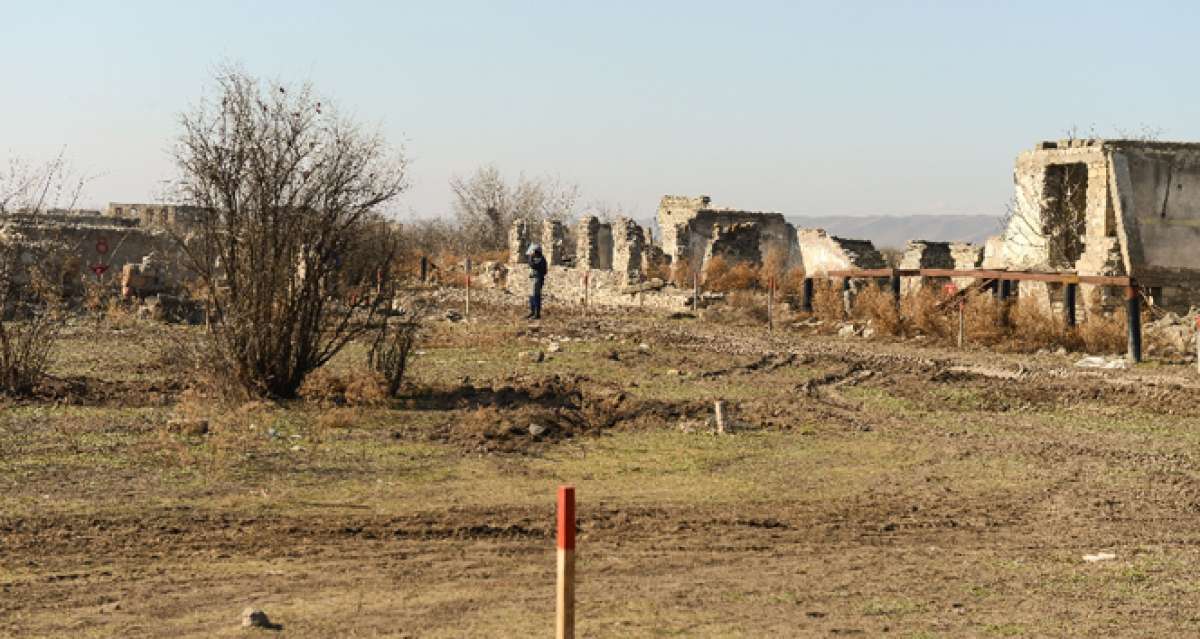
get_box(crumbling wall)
[949,242,983,289]
[796,229,885,275]
[898,240,954,294]
[703,222,762,268]
[508,220,530,264]
[612,217,643,284]
[656,195,800,271]
[542,220,568,266]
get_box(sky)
[2,1,1197,221]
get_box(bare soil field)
[4,300,1200,637]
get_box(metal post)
[1126,285,1142,363]
[1064,282,1078,328]
[419,255,428,283]
[801,277,814,313]
[464,257,471,321]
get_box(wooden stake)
[556,486,576,639]
[464,257,472,321]
[714,401,726,434]
[957,298,965,349]
[767,276,774,333]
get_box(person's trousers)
[530,278,544,318]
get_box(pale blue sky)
[2,1,1196,220]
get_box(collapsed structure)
[0,203,196,297]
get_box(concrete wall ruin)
[657,195,800,272]
[997,139,1200,312]
[795,229,886,276]
[506,217,689,309]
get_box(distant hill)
[786,215,1002,250]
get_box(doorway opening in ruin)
[1042,163,1088,268]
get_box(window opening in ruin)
[1042,163,1088,268]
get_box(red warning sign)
[90,264,108,278]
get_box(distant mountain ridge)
[786,214,1002,250]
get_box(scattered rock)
[1082,552,1117,563]
[861,327,876,339]
[605,350,620,361]
[100,601,121,613]
[528,423,548,437]
[444,310,463,322]
[837,324,857,338]
[665,369,680,376]
[547,342,561,353]
[638,343,650,352]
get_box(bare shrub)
[1008,298,1070,351]
[852,283,901,336]
[778,266,807,299]
[173,67,406,398]
[727,290,768,323]
[901,286,952,338]
[449,165,579,253]
[963,293,1005,344]
[1077,305,1127,354]
[812,279,845,322]
[369,308,424,397]
[0,154,86,395]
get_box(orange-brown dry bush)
[704,256,759,292]
[812,279,845,322]
[778,266,807,299]
[760,246,787,288]
[901,286,952,339]
[851,283,901,336]
[299,367,388,407]
[1077,305,1127,354]
[1007,298,1073,352]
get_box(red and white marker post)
[556,485,576,639]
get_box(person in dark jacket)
[526,244,547,319]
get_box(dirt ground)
[4,298,1200,637]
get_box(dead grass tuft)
[299,367,388,407]
[812,279,845,322]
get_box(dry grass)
[901,286,953,339]
[851,283,901,336]
[299,367,388,407]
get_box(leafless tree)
[448,164,579,252]
[172,67,408,398]
[0,153,86,394]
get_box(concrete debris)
[1074,356,1129,370]
[1082,552,1117,563]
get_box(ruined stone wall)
[795,229,885,275]
[542,220,568,266]
[612,217,643,284]
[949,242,983,289]
[508,220,530,264]
[0,214,189,292]
[656,195,800,270]
[703,222,762,268]
[898,240,954,294]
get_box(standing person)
[526,243,547,320]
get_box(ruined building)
[657,195,885,276]
[0,203,197,297]
[988,139,1200,312]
